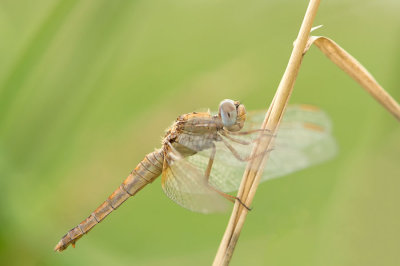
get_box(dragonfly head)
[218,99,246,132]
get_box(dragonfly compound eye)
[219,99,238,127]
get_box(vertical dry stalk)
[212,0,321,265]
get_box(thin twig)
[306,36,400,121]
[212,0,321,265]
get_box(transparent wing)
[186,143,249,193]
[161,148,230,213]
[187,105,337,192]
[174,131,217,152]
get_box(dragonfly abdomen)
[54,149,164,252]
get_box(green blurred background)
[0,0,399,265]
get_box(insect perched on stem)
[54,99,336,252]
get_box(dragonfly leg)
[221,129,276,146]
[208,185,252,211]
[219,135,273,162]
[204,143,251,211]
[220,131,252,145]
[204,143,216,180]
[225,128,273,136]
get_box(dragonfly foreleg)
[224,128,273,136]
[221,129,275,147]
[219,134,274,162]
[220,130,252,145]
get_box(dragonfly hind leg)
[204,143,251,211]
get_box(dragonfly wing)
[188,105,337,192]
[175,132,217,152]
[246,105,337,182]
[186,144,247,192]
[261,121,337,182]
[161,149,230,213]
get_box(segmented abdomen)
[54,149,164,252]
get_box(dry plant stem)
[212,0,321,265]
[307,36,400,121]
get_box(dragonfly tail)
[54,149,164,252]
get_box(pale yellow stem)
[212,0,321,265]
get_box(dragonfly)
[54,99,336,252]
